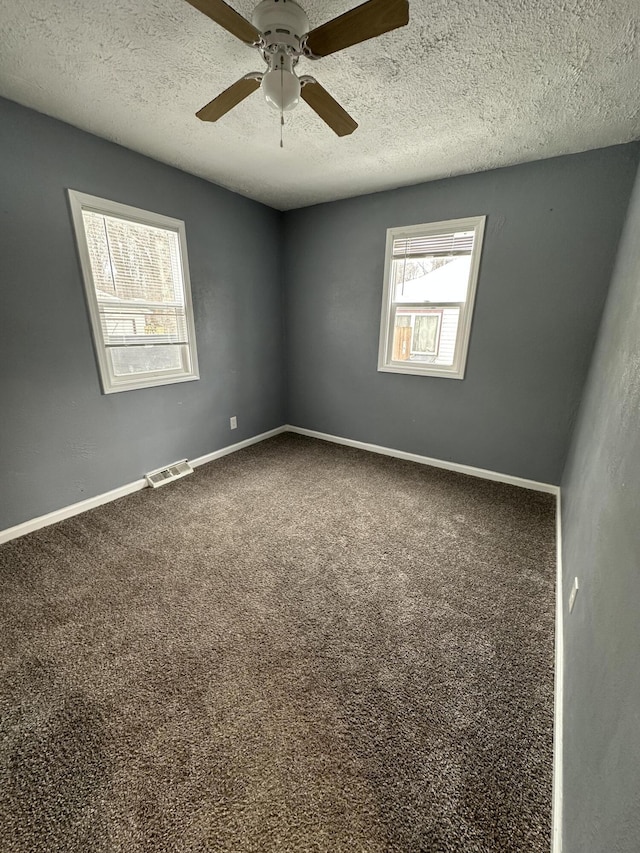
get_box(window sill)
[377,363,465,380]
[102,371,200,394]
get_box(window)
[378,216,486,379]
[68,190,199,393]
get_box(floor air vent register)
[145,460,193,488]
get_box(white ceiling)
[1,0,639,210]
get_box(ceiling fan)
[186,0,410,136]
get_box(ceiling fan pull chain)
[280,63,284,148]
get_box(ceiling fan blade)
[185,0,260,45]
[301,80,358,137]
[305,0,409,57]
[196,76,262,122]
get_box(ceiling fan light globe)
[262,69,301,111]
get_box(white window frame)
[377,215,486,380]
[68,189,199,394]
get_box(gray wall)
[560,162,640,853]
[282,146,639,484]
[2,93,638,534]
[0,98,285,531]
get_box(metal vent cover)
[145,459,193,488]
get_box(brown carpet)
[0,433,556,852]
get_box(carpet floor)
[0,433,556,852]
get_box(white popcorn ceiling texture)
[1,0,639,210]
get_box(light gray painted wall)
[282,146,639,484]
[560,162,640,853]
[0,98,285,531]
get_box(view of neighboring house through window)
[378,216,486,379]
[68,190,199,393]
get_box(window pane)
[392,307,461,366]
[412,315,439,353]
[109,345,185,377]
[393,255,472,303]
[392,317,412,361]
[434,307,460,366]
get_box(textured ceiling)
[1,0,639,210]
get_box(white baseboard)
[0,478,149,547]
[0,426,287,546]
[551,491,563,852]
[285,425,560,495]
[190,426,286,468]
[2,424,558,547]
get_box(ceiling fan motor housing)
[251,0,310,49]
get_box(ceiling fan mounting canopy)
[186,0,410,136]
[251,0,310,49]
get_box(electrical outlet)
[230,416,237,430]
[568,577,579,613]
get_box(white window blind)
[82,211,190,348]
[392,230,475,259]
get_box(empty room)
[1,1,639,851]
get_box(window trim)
[377,215,486,380]
[68,189,199,394]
